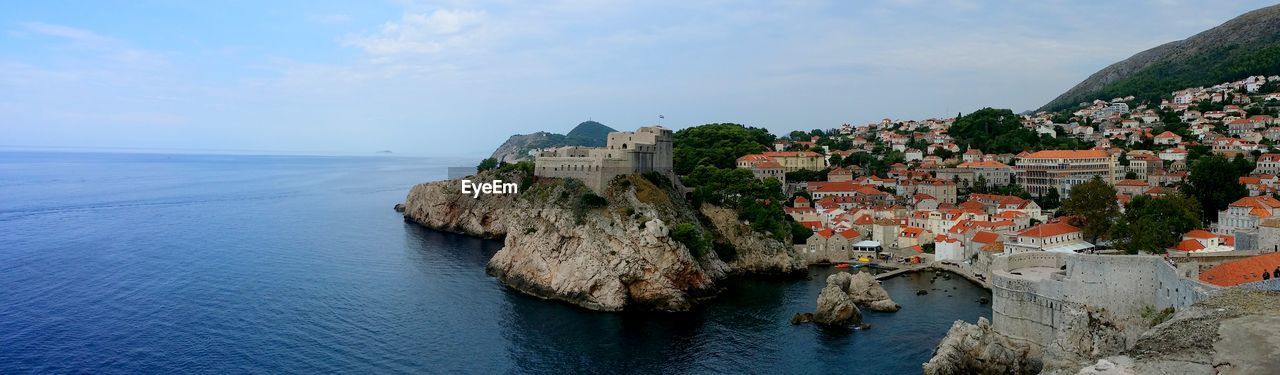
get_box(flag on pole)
[658,115,664,119]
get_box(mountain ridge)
[1040,4,1280,112]
[488,121,617,163]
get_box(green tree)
[672,123,775,175]
[948,108,1040,154]
[1060,177,1119,243]
[1111,193,1202,254]
[1036,188,1061,210]
[1181,155,1249,222]
[477,157,499,172]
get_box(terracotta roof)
[1229,195,1280,211]
[1022,149,1109,159]
[956,160,1009,168]
[1017,222,1080,238]
[1116,179,1149,187]
[794,196,809,203]
[815,228,835,238]
[754,160,783,169]
[762,151,821,158]
[1169,239,1205,252]
[1199,252,1280,287]
[972,230,999,244]
[900,226,925,237]
[1184,229,1216,239]
[837,229,861,239]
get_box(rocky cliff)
[922,317,1041,375]
[698,204,804,276]
[1066,289,1280,375]
[404,168,823,311]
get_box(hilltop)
[488,121,616,163]
[1040,4,1280,112]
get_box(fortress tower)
[533,126,674,194]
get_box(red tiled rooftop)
[1017,222,1080,238]
[1200,252,1280,287]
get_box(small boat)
[850,264,863,268]
[835,263,850,269]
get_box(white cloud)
[343,9,488,55]
[18,21,116,45]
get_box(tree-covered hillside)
[1040,4,1280,111]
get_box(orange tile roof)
[1116,179,1149,186]
[837,229,861,239]
[1184,229,1216,239]
[794,196,808,202]
[815,228,835,238]
[1199,252,1280,287]
[1017,222,1080,238]
[972,230,999,244]
[956,160,1009,168]
[1169,239,1205,252]
[1022,149,1109,159]
[762,151,821,158]
[754,160,783,169]
[959,200,985,210]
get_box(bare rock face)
[486,200,719,312]
[403,172,727,312]
[813,278,862,326]
[845,271,901,312]
[698,204,804,276]
[1042,306,1128,371]
[402,176,517,239]
[922,317,1041,375]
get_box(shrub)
[670,222,708,256]
[579,193,608,208]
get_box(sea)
[0,151,991,374]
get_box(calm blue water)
[0,151,990,374]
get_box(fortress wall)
[1061,255,1160,320]
[991,252,1071,349]
[1155,259,1216,309]
[990,252,1214,351]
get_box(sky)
[1,0,1277,157]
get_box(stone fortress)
[533,126,674,194]
[988,252,1217,356]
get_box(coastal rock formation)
[809,271,901,326]
[401,175,517,239]
[403,171,736,311]
[922,317,1041,375]
[698,204,804,275]
[1041,306,1128,371]
[813,277,862,326]
[1062,289,1280,375]
[843,271,900,312]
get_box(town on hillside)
[728,74,1280,288]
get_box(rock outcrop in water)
[813,275,862,326]
[400,169,801,312]
[807,271,901,326]
[922,317,1041,375]
[843,271,900,312]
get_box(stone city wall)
[990,252,1216,351]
